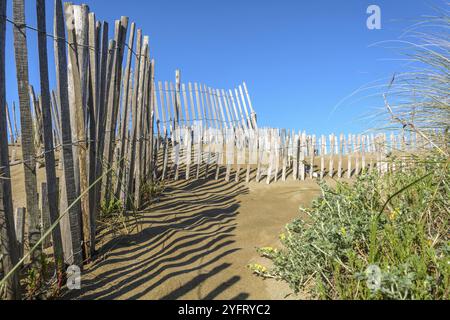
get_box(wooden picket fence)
[0,0,446,300]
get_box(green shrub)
[251,156,449,300]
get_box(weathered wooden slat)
[205,85,220,129]
[174,70,182,126]
[50,91,62,145]
[66,3,91,258]
[188,83,196,123]
[309,135,316,179]
[0,0,21,299]
[242,82,257,129]
[327,134,333,177]
[12,101,19,143]
[14,208,25,260]
[199,83,211,129]
[115,22,135,199]
[347,134,353,179]
[86,12,99,257]
[5,103,14,144]
[133,36,148,207]
[94,36,112,215]
[238,85,252,130]
[36,0,64,270]
[214,88,227,130]
[12,0,42,269]
[103,17,129,206]
[40,182,51,249]
[164,81,173,128]
[320,135,325,179]
[221,89,233,128]
[300,132,306,181]
[157,81,166,133]
[54,0,83,267]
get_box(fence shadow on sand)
[66,172,250,300]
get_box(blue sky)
[3,0,444,137]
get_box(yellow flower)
[279,233,286,241]
[249,264,267,274]
[389,208,401,221]
[341,227,347,236]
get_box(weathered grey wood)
[12,0,42,270]
[29,86,43,151]
[266,130,274,184]
[54,0,83,267]
[227,91,240,129]
[115,22,135,200]
[310,135,316,179]
[174,70,181,126]
[122,70,136,199]
[235,88,249,130]
[12,102,19,143]
[300,132,306,180]
[229,90,247,132]
[182,84,190,125]
[347,134,353,179]
[40,182,51,249]
[246,129,256,183]
[50,91,62,145]
[355,135,361,176]
[5,103,14,144]
[242,82,257,129]
[238,85,252,130]
[36,0,65,270]
[281,129,287,181]
[216,88,227,129]
[86,12,99,257]
[209,87,222,130]
[14,208,25,260]
[329,134,335,177]
[200,84,209,126]
[157,81,167,133]
[221,89,233,128]
[320,135,325,179]
[214,129,223,180]
[133,37,148,207]
[94,35,112,214]
[0,0,21,299]
[362,135,366,172]
[103,17,129,206]
[202,85,214,129]
[66,3,91,258]
[188,83,197,123]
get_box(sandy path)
[7,145,350,300]
[65,175,322,300]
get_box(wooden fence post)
[36,0,64,272]
[14,208,25,260]
[0,0,21,299]
[347,134,352,179]
[320,135,325,179]
[338,133,343,178]
[329,134,334,178]
[54,0,83,267]
[13,0,42,269]
[115,22,135,200]
[65,3,91,258]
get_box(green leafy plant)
[251,155,449,300]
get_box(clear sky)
[3,0,444,137]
